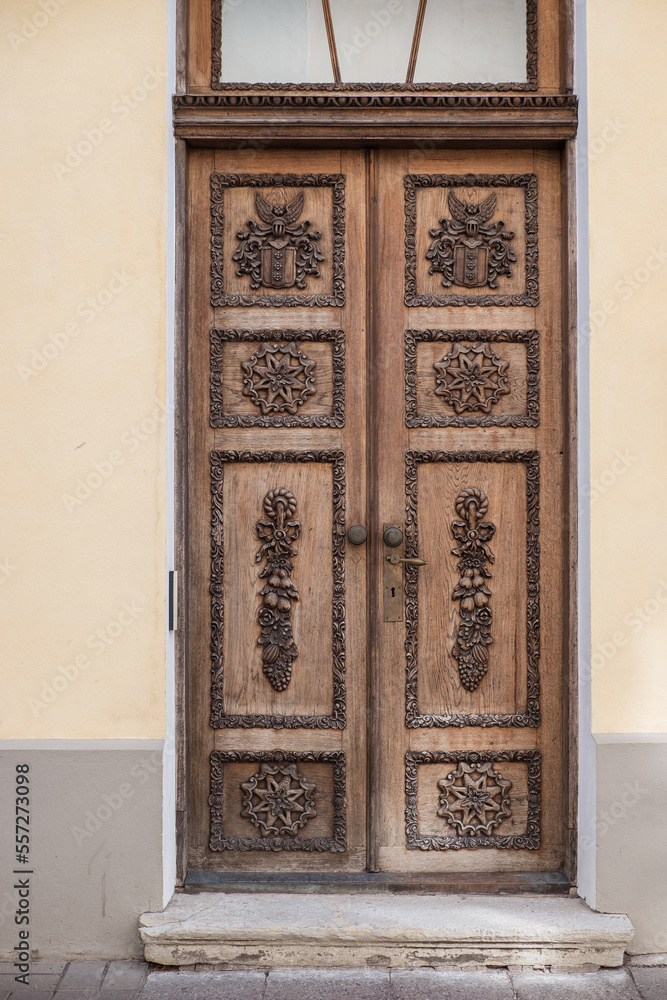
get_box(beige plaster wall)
[587,1,667,733]
[1,0,168,738]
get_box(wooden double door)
[187,146,566,878]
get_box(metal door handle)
[385,554,427,566]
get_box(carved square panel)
[404,174,538,307]
[210,450,346,729]
[405,750,540,850]
[210,329,345,428]
[210,750,346,853]
[210,173,345,307]
[405,450,540,727]
[405,329,539,428]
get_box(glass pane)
[414,0,527,84]
[329,0,421,83]
[220,0,333,83]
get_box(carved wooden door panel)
[188,149,369,872]
[187,147,566,878]
[371,148,563,874]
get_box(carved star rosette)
[241,342,316,416]
[240,762,317,837]
[434,343,510,414]
[437,760,512,836]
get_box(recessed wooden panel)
[406,750,540,851]
[210,329,344,428]
[404,174,538,307]
[210,174,345,307]
[405,451,540,727]
[211,451,346,729]
[210,750,346,852]
[405,330,539,428]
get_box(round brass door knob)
[383,526,404,547]
[347,525,368,545]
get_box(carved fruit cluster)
[451,488,495,692]
[256,488,300,692]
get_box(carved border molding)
[211,0,538,92]
[210,329,345,428]
[404,174,538,307]
[210,749,347,852]
[176,94,576,111]
[405,749,541,851]
[210,174,345,308]
[210,450,346,729]
[405,330,539,428]
[404,450,540,728]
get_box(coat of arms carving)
[234,191,324,290]
[427,191,516,290]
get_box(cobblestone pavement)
[1,961,666,999]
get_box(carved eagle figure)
[255,191,305,237]
[448,190,497,236]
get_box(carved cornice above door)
[172,94,577,145]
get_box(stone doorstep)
[139,893,634,969]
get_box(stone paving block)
[511,968,641,999]
[7,992,54,1000]
[56,993,142,1000]
[265,967,390,1000]
[390,968,514,1000]
[58,961,107,991]
[630,956,667,968]
[103,962,148,990]
[31,964,67,976]
[631,967,667,1000]
[1,973,59,993]
[141,971,266,1000]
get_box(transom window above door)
[214,0,536,88]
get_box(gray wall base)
[0,741,165,960]
[595,737,667,954]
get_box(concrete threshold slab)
[140,892,633,969]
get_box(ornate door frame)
[171,0,579,890]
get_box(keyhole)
[391,587,396,598]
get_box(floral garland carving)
[405,750,541,850]
[451,488,495,692]
[255,488,301,692]
[211,329,345,429]
[210,451,346,729]
[404,450,540,728]
[209,750,346,852]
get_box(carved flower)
[475,607,493,627]
[241,343,316,415]
[241,762,317,837]
[434,343,510,414]
[437,761,512,836]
